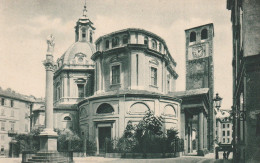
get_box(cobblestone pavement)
[0,153,233,163]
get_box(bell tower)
[185,23,215,152]
[75,2,95,43]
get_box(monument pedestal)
[39,129,58,151]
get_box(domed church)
[34,3,213,156]
[49,4,181,153]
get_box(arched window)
[129,102,149,113]
[105,40,109,49]
[77,84,84,98]
[190,32,196,42]
[63,116,72,130]
[164,105,176,117]
[112,37,119,47]
[123,35,129,44]
[64,116,72,121]
[201,29,208,40]
[82,29,86,39]
[151,39,157,50]
[90,31,93,43]
[159,43,162,52]
[144,36,148,45]
[96,103,114,114]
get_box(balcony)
[8,130,17,137]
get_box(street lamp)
[213,93,223,110]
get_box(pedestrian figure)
[223,151,227,159]
[215,147,219,159]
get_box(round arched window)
[164,105,176,117]
[201,29,208,40]
[96,103,114,114]
[64,116,72,121]
[190,32,196,42]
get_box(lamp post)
[213,93,223,111]
[213,93,222,159]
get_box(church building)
[34,4,215,156]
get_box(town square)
[0,0,259,162]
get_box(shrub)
[86,140,97,155]
[105,111,183,154]
[13,128,42,154]
[56,128,83,152]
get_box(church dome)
[59,41,95,66]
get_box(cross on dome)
[83,0,88,17]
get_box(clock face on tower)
[192,45,205,58]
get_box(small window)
[144,36,148,45]
[223,124,225,128]
[151,67,157,86]
[111,65,120,84]
[10,123,14,131]
[82,29,86,39]
[11,100,14,107]
[77,84,84,98]
[1,146,4,152]
[223,138,225,143]
[11,110,14,117]
[1,99,4,106]
[201,29,208,40]
[227,131,230,136]
[123,35,128,44]
[90,31,93,43]
[64,116,72,121]
[105,40,109,49]
[1,122,4,131]
[223,131,225,136]
[190,32,196,42]
[227,124,230,128]
[151,39,157,50]
[81,132,84,136]
[1,135,4,141]
[1,109,4,116]
[112,37,119,47]
[159,43,162,52]
[227,138,230,143]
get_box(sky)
[0,0,233,109]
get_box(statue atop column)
[46,34,55,54]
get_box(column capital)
[43,61,55,71]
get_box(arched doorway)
[95,103,114,154]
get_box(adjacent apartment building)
[216,110,233,144]
[0,88,43,157]
[227,0,260,162]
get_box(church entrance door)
[98,127,111,153]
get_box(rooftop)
[0,87,44,103]
[172,88,209,97]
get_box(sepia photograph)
[0,0,259,162]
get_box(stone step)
[28,158,68,163]
[32,156,69,160]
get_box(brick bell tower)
[185,23,215,152]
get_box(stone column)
[40,34,58,151]
[198,111,204,156]
[204,116,207,149]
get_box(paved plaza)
[0,152,232,163]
